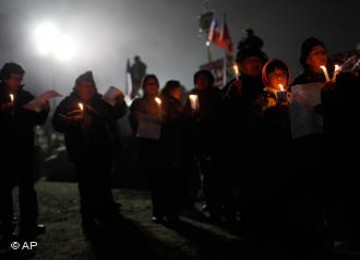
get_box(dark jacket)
[184,86,221,159]
[52,92,127,162]
[161,95,186,166]
[0,83,49,152]
[291,68,326,86]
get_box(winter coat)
[52,92,127,162]
[0,83,49,152]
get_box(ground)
[3,179,360,259]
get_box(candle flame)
[78,103,84,111]
[278,84,284,91]
[334,64,340,71]
[10,94,14,103]
[155,97,162,106]
[233,64,239,77]
[320,65,330,82]
[189,94,198,110]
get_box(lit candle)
[155,97,162,106]
[155,97,162,115]
[320,65,330,82]
[233,64,240,78]
[277,84,287,103]
[9,94,14,106]
[332,64,340,80]
[78,103,84,114]
[189,94,199,110]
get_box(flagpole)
[206,41,212,63]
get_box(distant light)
[53,35,77,62]
[34,22,60,55]
[206,41,210,47]
[34,22,77,62]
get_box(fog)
[0,0,359,96]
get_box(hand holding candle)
[189,94,199,111]
[320,65,330,82]
[276,84,287,103]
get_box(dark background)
[0,0,359,94]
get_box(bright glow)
[10,94,14,104]
[320,65,330,82]
[233,64,239,77]
[53,35,77,62]
[78,103,84,111]
[189,94,199,110]
[278,84,284,91]
[155,97,162,106]
[34,23,60,55]
[332,64,341,80]
[206,41,210,47]
[34,22,77,62]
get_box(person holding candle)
[183,69,223,223]
[52,71,127,237]
[129,74,172,223]
[0,62,49,244]
[217,29,269,227]
[248,59,292,242]
[289,37,330,253]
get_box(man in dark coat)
[218,29,268,227]
[52,71,127,236]
[0,62,49,243]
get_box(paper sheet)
[136,114,161,140]
[23,90,62,112]
[290,82,323,139]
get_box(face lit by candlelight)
[268,68,288,91]
[169,86,182,100]
[306,45,328,73]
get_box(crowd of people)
[1,29,360,257]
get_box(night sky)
[0,0,359,95]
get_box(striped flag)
[219,15,233,56]
[208,18,224,48]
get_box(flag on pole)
[208,18,223,48]
[219,15,233,56]
[125,58,132,98]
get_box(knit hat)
[299,37,326,68]
[236,28,268,63]
[75,71,96,85]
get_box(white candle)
[320,65,330,82]
[9,94,14,106]
[233,64,240,78]
[332,64,340,80]
[278,84,284,91]
[189,94,199,110]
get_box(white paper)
[103,86,123,106]
[136,114,161,140]
[290,83,323,139]
[23,90,62,112]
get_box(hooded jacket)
[52,91,127,162]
